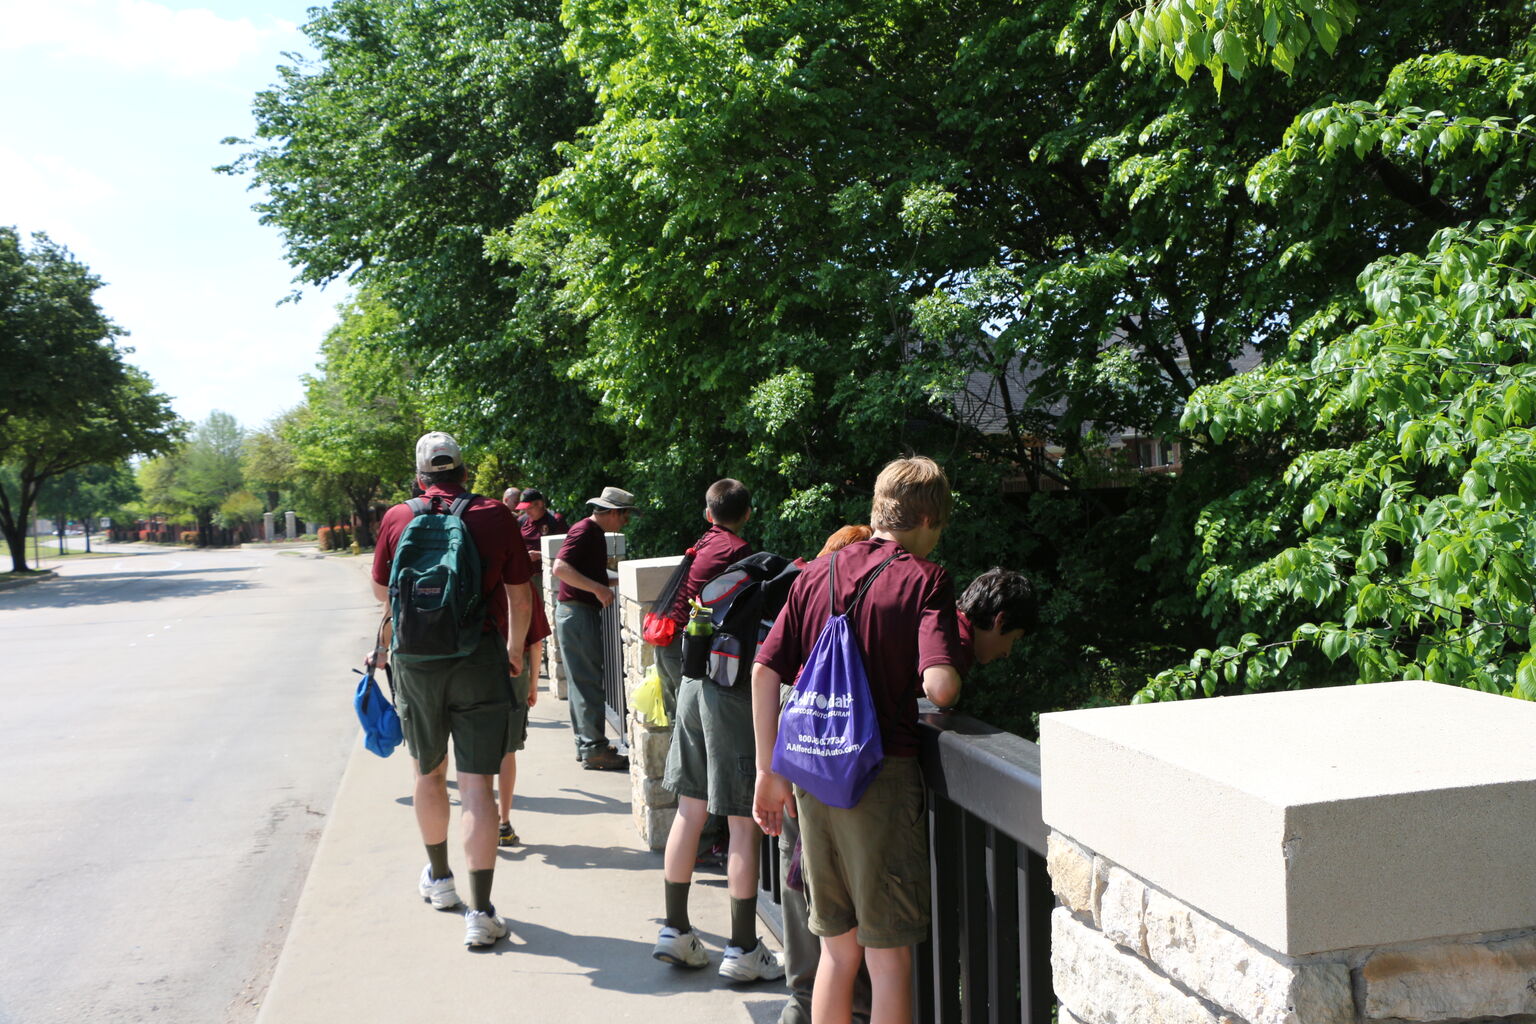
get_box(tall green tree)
[0,229,180,570]
[137,412,248,545]
[222,0,615,504]
[36,462,138,553]
[1115,0,1536,701]
[285,293,425,546]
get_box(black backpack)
[695,551,801,687]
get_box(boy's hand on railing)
[752,770,796,836]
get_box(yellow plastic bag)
[633,665,669,727]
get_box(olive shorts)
[393,631,512,775]
[505,659,531,755]
[795,755,930,948]
[662,674,756,818]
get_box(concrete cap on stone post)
[1040,680,1536,955]
[618,555,686,606]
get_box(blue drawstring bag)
[770,550,899,808]
[354,667,404,757]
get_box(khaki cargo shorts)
[795,755,930,948]
[662,674,756,818]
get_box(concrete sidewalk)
[256,682,787,1023]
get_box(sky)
[2,0,349,432]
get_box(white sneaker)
[652,925,709,968]
[464,909,508,948]
[718,939,784,983]
[418,865,460,909]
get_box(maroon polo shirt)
[556,516,609,606]
[955,610,976,677]
[520,510,569,552]
[755,536,961,757]
[667,523,752,623]
[372,484,532,642]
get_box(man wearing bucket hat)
[552,486,638,770]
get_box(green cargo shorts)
[505,660,531,755]
[393,631,512,775]
[662,674,756,818]
[795,755,930,948]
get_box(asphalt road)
[0,544,379,1023]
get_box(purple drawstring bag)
[770,550,900,808]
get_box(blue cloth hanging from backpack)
[770,549,900,808]
[354,668,404,757]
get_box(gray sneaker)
[652,925,709,968]
[418,865,460,910]
[464,909,508,947]
[718,939,784,983]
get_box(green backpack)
[388,494,484,663]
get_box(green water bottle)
[686,598,713,637]
[683,598,712,677]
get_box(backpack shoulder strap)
[406,497,429,517]
[844,550,902,619]
[827,550,840,614]
[448,493,475,519]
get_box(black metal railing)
[757,702,1050,1024]
[599,576,627,748]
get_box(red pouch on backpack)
[641,548,695,647]
[641,612,677,646]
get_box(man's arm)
[552,558,614,608]
[505,581,531,674]
[751,662,795,836]
[922,665,962,709]
[365,580,391,668]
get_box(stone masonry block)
[1058,1007,1085,1024]
[1048,832,1099,916]
[1143,889,1353,1024]
[1100,864,1148,955]
[640,775,677,809]
[1361,932,1536,1022]
[633,803,676,852]
[629,720,673,779]
[1052,908,1239,1024]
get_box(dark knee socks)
[665,881,691,932]
[470,868,495,914]
[426,841,451,881]
[730,895,757,951]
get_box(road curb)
[0,570,57,592]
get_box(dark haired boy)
[654,478,752,715]
[752,456,964,1024]
[652,479,781,981]
[955,568,1035,673]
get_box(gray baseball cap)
[415,432,463,472]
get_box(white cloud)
[0,146,116,249]
[0,0,289,77]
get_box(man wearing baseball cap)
[369,431,533,948]
[552,486,639,770]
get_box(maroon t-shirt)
[667,524,751,623]
[556,516,609,606]
[520,510,569,552]
[755,536,962,757]
[955,610,976,677]
[372,484,532,642]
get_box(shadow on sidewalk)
[510,841,658,873]
[486,917,780,1004]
